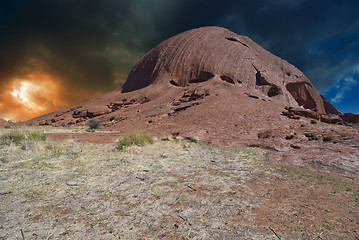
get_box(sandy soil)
[0,128,358,239]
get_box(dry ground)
[0,127,358,239]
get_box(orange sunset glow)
[11,81,49,112]
[0,69,108,122]
[1,73,64,122]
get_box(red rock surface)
[0,118,10,127]
[123,26,340,116]
[343,113,359,124]
[25,27,359,177]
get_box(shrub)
[88,119,101,129]
[0,129,47,146]
[117,131,154,150]
[0,130,25,145]
[27,130,47,141]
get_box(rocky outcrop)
[123,26,339,117]
[343,113,359,124]
[0,119,10,127]
[282,106,346,125]
[321,95,342,116]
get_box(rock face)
[25,26,358,177]
[343,113,359,124]
[123,26,339,116]
[0,118,10,127]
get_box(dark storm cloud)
[0,0,358,119]
[1,0,131,91]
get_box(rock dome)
[24,27,358,177]
[123,26,339,116]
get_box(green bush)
[117,131,154,150]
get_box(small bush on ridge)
[88,119,101,129]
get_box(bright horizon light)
[10,80,46,111]
[4,74,62,121]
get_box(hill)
[24,27,359,177]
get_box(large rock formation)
[123,26,339,116]
[25,26,358,177]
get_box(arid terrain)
[23,27,359,178]
[1,26,359,239]
[0,127,358,240]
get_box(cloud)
[330,76,358,104]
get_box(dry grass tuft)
[116,131,154,150]
[0,129,46,146]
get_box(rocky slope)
[24,26,359,176]
[0,119,10,128]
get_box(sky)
[0,0,358,121]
